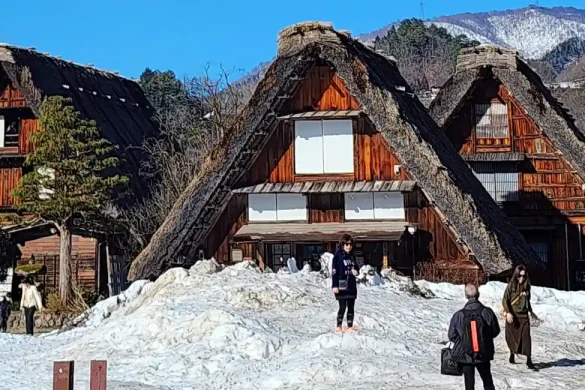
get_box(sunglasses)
[518,274,526,279]
[343,243,353,247]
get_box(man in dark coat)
[0,296,11,332]
[448,283,500,390]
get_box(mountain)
[236,6,585,93]
[360,6,585,60]
[542,37,585,74]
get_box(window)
[528,242,550,263]
[0,115,20,148]
[267,243,291,272]
[469,162,519,203]
[248,193,307,222]
[294,119,354,174]
[344,192,405,220]
[474,102,509,138]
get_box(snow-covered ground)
[2,259,585,389]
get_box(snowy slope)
[359,6,585,60]
[2,260,585,389]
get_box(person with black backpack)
[448,283,500,390]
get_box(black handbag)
[441,346,462,376]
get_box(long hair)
[337,234,354,252]
[508,265,530,293]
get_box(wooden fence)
[53,360,107,390]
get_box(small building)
[429,45,585,290]
[129,22,539,284]
[0,44,159,296]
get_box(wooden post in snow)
[105,242,113,297]
[53,361,74,390]
[90,360,107,390]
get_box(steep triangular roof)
[0,44,159,194]
[128,22,538,281]
[429,44,585,181]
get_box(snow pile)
[1,260,585,389]
[59,279,151,331]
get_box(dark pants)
[24,307,36,336]
[0,317,7,332]
[462,362,495,390]
[337,299,355,327]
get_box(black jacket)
[448,299,500,364]
[331,249,358,300]
[0,300,10,319]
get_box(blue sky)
[2,0,582,81]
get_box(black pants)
[0,317,7,332]
[24,307,36,336]
[337,299,355,327]
[462,362,495,390]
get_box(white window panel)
[475,102,509,138]
[373,192,405,220]
[344,192,374,220]
[470,162,519,203]
[276,193,307,221]
[0,116,4,148]
[248,194,277,222]
[323,119,354,173]
[294,120,323,174]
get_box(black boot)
[509,353,515,364]
[526,357,537,370]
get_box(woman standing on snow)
[19,276,44,336]
[332,234,359,334]
[502,265,538,370]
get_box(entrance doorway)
[296,243,325,271]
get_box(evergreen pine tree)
[13,96,128,305]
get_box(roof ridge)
[456,44,520,73]
[0,43,138,82]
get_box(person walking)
[448,283,500,390]
[0,296,10,332]
[332,234,359,334]
[19,276,44,336]
[502,265,538,370]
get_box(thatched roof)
[0,44,159,194]
[429,45,585,181]
[550,86,585,135]
[128,22,539,281]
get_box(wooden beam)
[90,360,107,390]
[53,361,74,390]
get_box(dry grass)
[417,262,488,285]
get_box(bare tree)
[119,67,253,256]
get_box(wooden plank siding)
[203,66,470,276]
[19,118,38,154]
[17,235,98,291]
[443,77,585,289]
[0,168,21,206]
[0,84,27,108]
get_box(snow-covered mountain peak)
[359,6,585,59]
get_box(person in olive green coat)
[502,265,539,370]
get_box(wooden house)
[429,45,585,290]
[0,44,159,296]
[128,22,539,284]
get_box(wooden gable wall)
[0,82,38,207]
[444,78,585,215]
[202,65,473,278]
[443,77,585,289]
